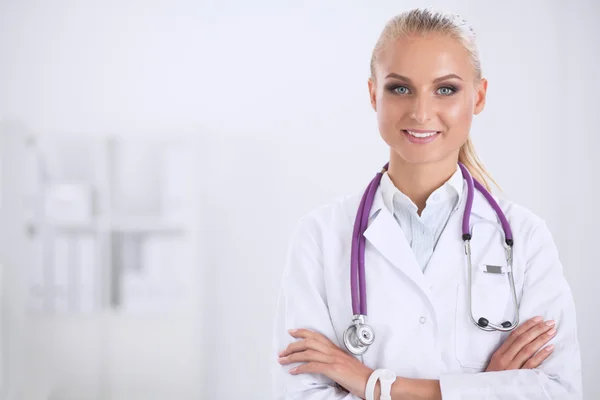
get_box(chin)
[385,136,462,167]
[392,148,449,166]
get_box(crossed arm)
[277,316,557,400]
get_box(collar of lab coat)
[366,173,498,223]
[378,166,464,217]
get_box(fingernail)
[288,329,297,334]
[545,345,555,352]
[289,367,298,374]
[533,316,543,322]
[278,356,288,362]
[545,320,556,327]
[547,328,557,336]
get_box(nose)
[410,95,433,124]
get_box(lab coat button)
[419,316,426,324]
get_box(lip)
[402,129,440,144]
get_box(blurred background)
[0,0,598,399]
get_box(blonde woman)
[272,8,581,400]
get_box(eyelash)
[386,85,459,96]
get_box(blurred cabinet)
[1,123,204,400]
[28,135,202,315]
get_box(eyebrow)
[385,73,464,84]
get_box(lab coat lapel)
[362,188,430,295]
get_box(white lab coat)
[271,182,582,399]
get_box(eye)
[387,85,410,95]
[437,86,457,96]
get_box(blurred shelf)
[37,217,189,235]
[110,217,188,234]
[26,309,198,321]
[40,219,106,233]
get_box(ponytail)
[458,137,499,192]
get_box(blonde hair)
[370,7,499,192]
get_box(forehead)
[376,34,475,81]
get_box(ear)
[473,78,488,115]
[368,78,377,111]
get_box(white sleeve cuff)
[439,370,556,400]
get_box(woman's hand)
[278,329,373,399]
[486,316,557,371]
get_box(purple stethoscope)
[343,162,520,355]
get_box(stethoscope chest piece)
[343,315,375,355]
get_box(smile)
[404,130,440,138]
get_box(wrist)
[390,377,441,400]
[366,369,397,400]
[374,381,381,399]
[390,377,408,399]
[373,378,407,400]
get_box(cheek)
[440,98,474,131]
[376,96,402,129]
[377,108,394,131]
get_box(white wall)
[0,0,598,399]
[559,0,600,395]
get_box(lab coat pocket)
[454,220,512,370]
[455,281,511,369]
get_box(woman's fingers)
[279,348,335,366]
[288,329,336,347]
[277,330,376,399]
[496,316,543,353]
[486,317,557,372]
[279,336,333,358]
[522,345,555,369]
[502,320,556,362]
[509,326,557,369]
[278,333,337,366]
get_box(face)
[368,34,487,166]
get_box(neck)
[387,150,459,215]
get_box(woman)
[272,8,581,400]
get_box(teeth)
[406,130,439,138]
